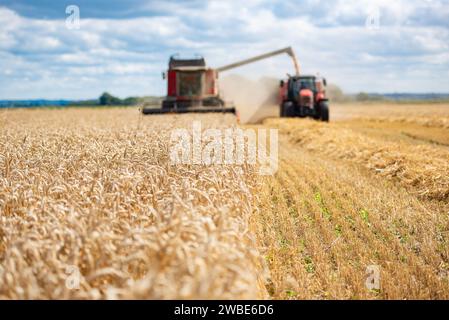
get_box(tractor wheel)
[319,101,329,122]
[280,104,285,117]
[313,109,321,120]
[281,102,295,117]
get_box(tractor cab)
[279,75,329,121]
[288,76,317,100]
[286,75,327,98]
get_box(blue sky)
[0,0,448,99]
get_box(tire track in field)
[400,131,449,147]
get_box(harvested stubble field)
[1,102,449,299]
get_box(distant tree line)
[98,92,140,106]
[66,92,160,106]
[327,84,385,102]
[325,84,449,102]
[0,94,163,108]
[326,84,384,102]
[2,88,448,109]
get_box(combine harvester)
[142,47,329,121]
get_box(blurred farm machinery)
[142,46,329,121]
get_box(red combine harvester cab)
[163,56,232,110]
[279,75,329,121]
[143,56,235,114]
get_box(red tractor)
[279,75,329,121]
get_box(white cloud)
[414,32,449,51]
[0,1,448,99]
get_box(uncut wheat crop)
[0,108,267,299]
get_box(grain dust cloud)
[219,75,280,124]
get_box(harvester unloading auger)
[141,47,300,115]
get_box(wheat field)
[1,103,448,299]
[0,109,266,299]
